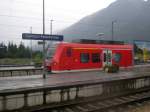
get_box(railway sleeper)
[75,105,89,112]
[66,91,150,112]
[86,104,99,110]
[65,108,76,112]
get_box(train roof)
[72,39,125,45]
[59,42,133,50]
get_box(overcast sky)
[0,0,116,45]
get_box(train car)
[45,41,133,73]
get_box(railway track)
[31,90,150,112]
[106,101,150,112]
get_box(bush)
[34,62,42,67]
[103,64,119,73]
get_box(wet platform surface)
[0,67,150,92]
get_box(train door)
[64,47,73,70]
[102,49,112,67]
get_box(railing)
[0,68,43,77]
[0,64,150,77]
[0,65,34,67]
[0,72,150,111]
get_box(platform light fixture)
[111,20,117,41]
[50,19,54,35]
[96,33,104,40]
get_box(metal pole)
[50,20,53,35]
[43,0,45,35]
[43,0,46,79]
[30,27,33,65]
[111,20,117,42]
[112,21,114,41]
[48,19,54,49]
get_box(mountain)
[61,0,150,42]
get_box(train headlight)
[53,62,57,65]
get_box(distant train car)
[45,41,133,73]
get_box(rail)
[0,72,150,111]
[41,90,150,112]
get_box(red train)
[45,41,133,73]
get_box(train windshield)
[46,44,57,60]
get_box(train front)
[45,44,58,72]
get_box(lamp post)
[50,19,54,35]
[30,27,33,65]
[43,0,46,79]
[47,19,54,49]
[111,20,117,41]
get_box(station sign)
[22,33,63,41]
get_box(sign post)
[22,33,63,78]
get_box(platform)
[0,68,150,92]
[0,66,35,71]
[0,66,150,111]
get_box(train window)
[113,53,121,63]
[92,53,100,63]
[46,44,57,60]
[80,53,89,63]
[66,48,72,57]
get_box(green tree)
[7,42,18,58]
[0,43,7,58]
[18,42,26,58]
[134,44,143,54]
